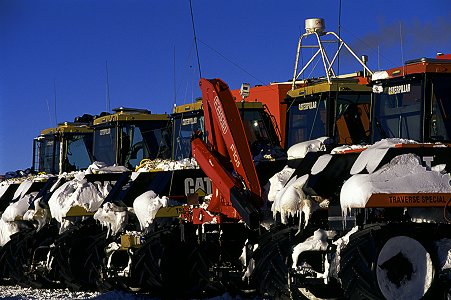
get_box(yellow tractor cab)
[91,107,171,169]
[172,98,283,160]
[285,73,372,147]
[32,117,94,175]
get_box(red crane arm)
[191,78,262,228]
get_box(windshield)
[121,122,171,169]
[172,114,204,160]
[93,127,116,166]
[287,99,327,147]
[335,94,371,144]
[240,108,280,156]
[93,121,171,169]
[373,81,422,141]
[64,133,93,172]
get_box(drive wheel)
[339,223,442,300]
[248,225,301,299]
[130,226,221,298]
[52,222,108,291]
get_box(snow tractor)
[0,119,95,212]
[32,117,95,175]
[246,57,451,299]
[99,97,288,294]
[0,108,171,289]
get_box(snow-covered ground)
[0,286,254,300]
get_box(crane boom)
[192,78,262,228]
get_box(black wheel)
[52,222,108,291]
[339,223,448,300]
[130,226,223,298]
[247,225,301,300]
[1,225,59,288]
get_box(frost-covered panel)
[341,153,451,212]
[350,138,418,175]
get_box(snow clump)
[286,137,331,159]
[133,190,169,229]
[48,171,112,226]
[94,202,128,237]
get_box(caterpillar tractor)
[0,118,95,213]
[0,96,286,293]
[244,24,451,300]
[99,96,288,293]
[32,116,95,175]
[0,107,173,289]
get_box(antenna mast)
[189,0,202,79]
[53,80,58,125]
[105,60,111,112]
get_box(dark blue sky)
[1,0,451,173]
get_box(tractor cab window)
[335,93,371,144]
[35,136,59,174]
[240,109,280,156]
[430,77,451,141]
[373,81,423,142]
[93,126,116,166]
[121,122,171,169]
[120,125,145,169]
[64,134,93,172]
[287,99,327,147]
[173,114,204,160]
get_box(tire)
[1,225,59,288]
[130,226,223,298]
[248,225,301,300]
[338,223,446,300]
[52,222,108,291]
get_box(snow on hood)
[85,161,129,174]
[0,192,39,246]
[311,154,333,175]
[23,198,51,231]
[350,138,418,175]
[136,158,199,172]
[341,153,451,213]
[271,174,317,225]
[48,171,112,224]
[2,192,37,222]
[331,144,367,154]
[133,190,169,230]
[12,180,33,201]
[371,71,389,81]
[264,166,295,202]
[286,137,331,159]
[94,202,128,237]
[292,229,328,268]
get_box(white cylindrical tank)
[305,18,325,34]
